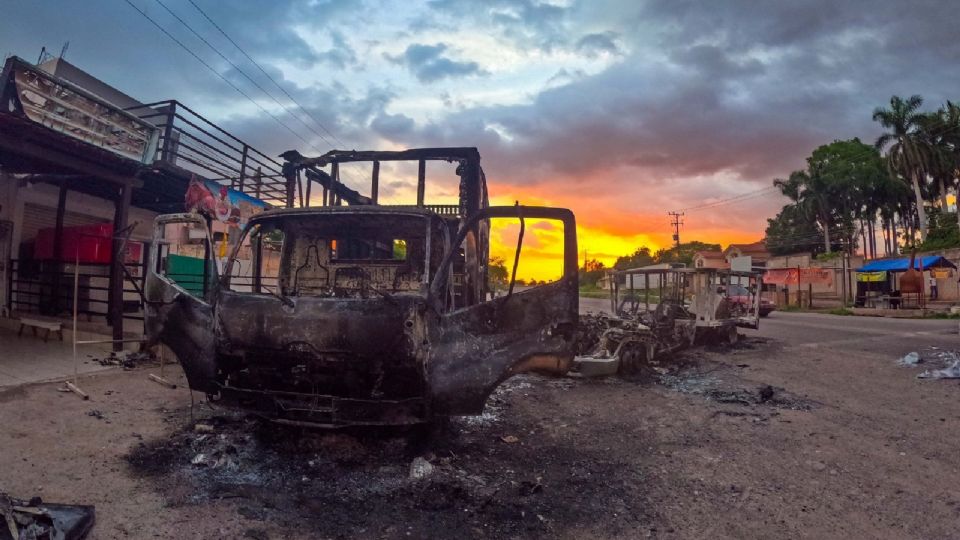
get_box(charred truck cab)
[144,148,578,427]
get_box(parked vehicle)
[144,148,579,428]
[576,267,766,376]
[727,283,775,317]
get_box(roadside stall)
[854,256,957,308]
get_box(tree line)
[766,95,960,257]
[578,241,720,287]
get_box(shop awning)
[856,256,957,272]
[856,271,887,283]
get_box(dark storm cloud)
[189,0,359,68]
[2,0,958,209]
[370,112,416,139]
[217,81,398,156]
[384,0,960,195]
[385,43,486,83]
[0,0,359,106]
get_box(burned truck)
[577,266,765,376]
[144,148,579,427]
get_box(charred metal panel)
[215,293,425,398]
[143,214,217,392]
[426,205,579,414]
[427,278,578,414]
[144,291,216,391]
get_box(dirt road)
[1,312,958,539]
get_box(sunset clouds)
[3,1,957,277]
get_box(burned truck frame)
[610,267,764,333]
[144,148,579,427]
[577,267,764,376]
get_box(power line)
[169,0,372,190]
[185,0,346,149]
[122,0,324,156]
[152,0,334,154]
[673,120,960,215]
[677,186,780,213]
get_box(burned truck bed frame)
[144,147,579,428]
[577,267,764,376]
[610,267,764,332]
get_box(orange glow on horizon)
[312,170,767,281]
[486,190,762,281]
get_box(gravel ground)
[1,314,959,539]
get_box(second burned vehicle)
[576,266,766,376]
[144,148,579,428]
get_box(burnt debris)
[0,492,95,540]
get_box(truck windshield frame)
[222,211,447,299]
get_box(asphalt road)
[746,311,958,356]
[580,294,959,356]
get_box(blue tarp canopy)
[856,256,957,272]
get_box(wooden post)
[372,160,380,204]
[148,344,176,389]
[840,255,847,307]
[417,159,426,207]
[796,266,802,308]
[109,182,131,351]
[65,241,88,400]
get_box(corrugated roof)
[857,256,957,272]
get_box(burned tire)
[698,326,739,347]
[725,325,739,345]
[617,340,652,376]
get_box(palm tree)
[774,168,834,253]
[939,101,960,235]
[873,173,912,255]
[917,109,954,210]
[873,95,931,242]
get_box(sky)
[2,0,959,280]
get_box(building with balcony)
[0,53,294,347]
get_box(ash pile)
[124,377,642,538]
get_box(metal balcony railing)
[126,100,288,205]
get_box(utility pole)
[668,211,684,247]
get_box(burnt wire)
[508,202,524,297]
